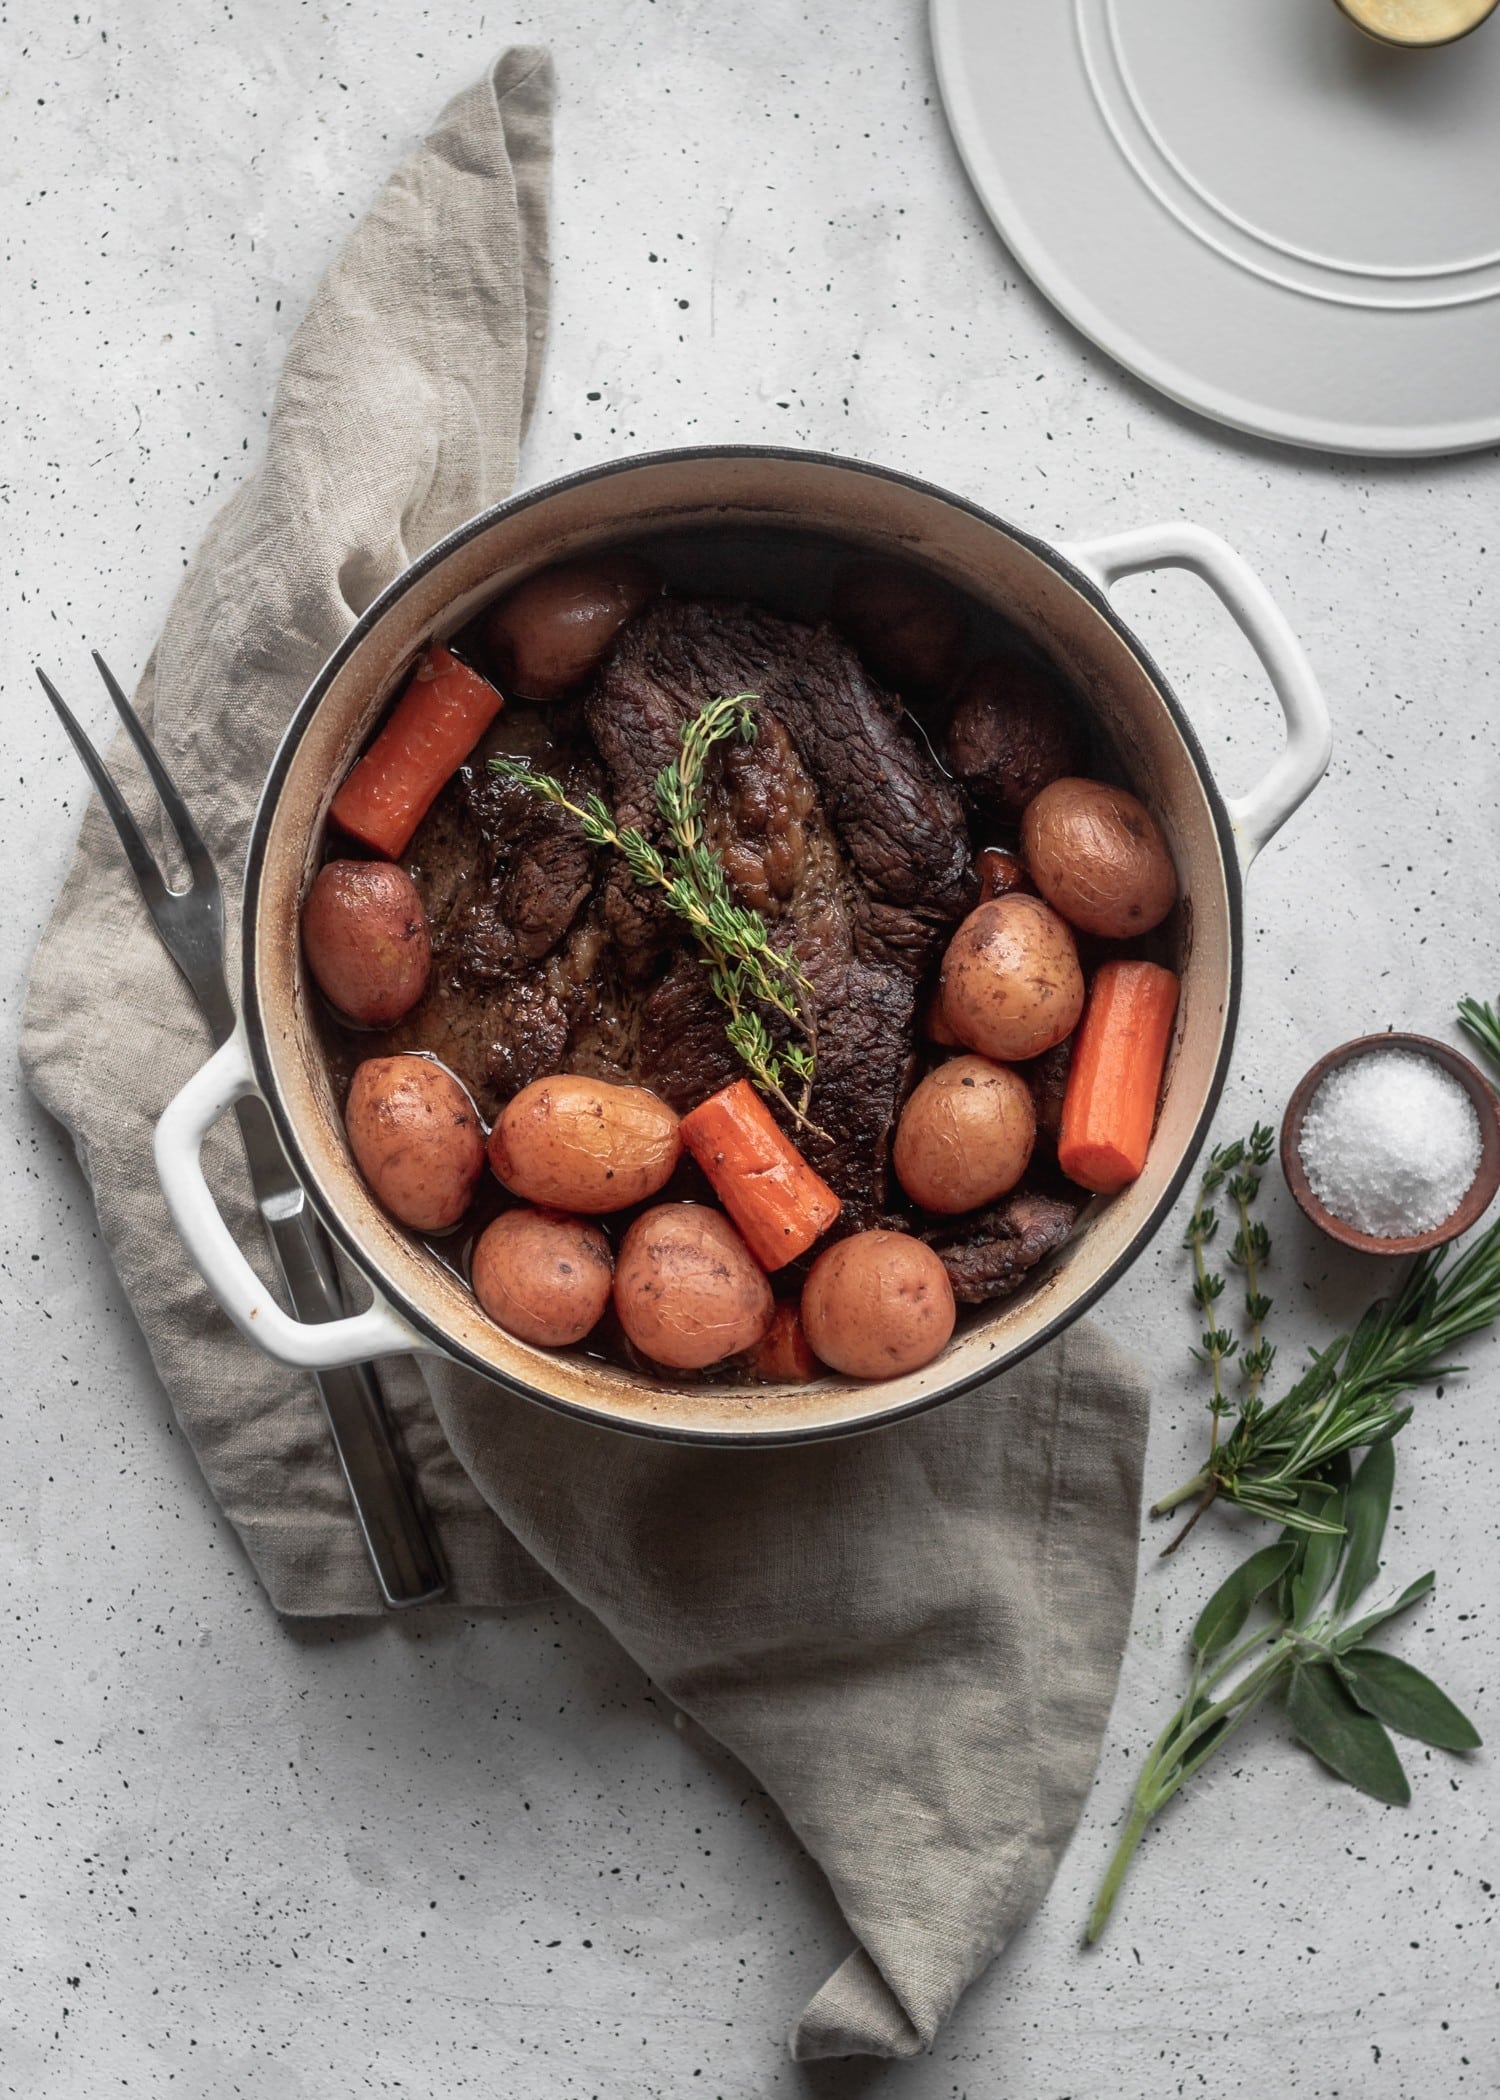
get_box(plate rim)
[929,0,1500,458]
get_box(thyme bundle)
[491,692,824,1133]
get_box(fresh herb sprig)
[1457,992,1500,1069]
[1184,1128,1276,1437]
[491,693,825,1134]
[1157,1130,1500,1540]
[1087,1440,1480,1941]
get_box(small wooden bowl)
[1281,1033,1500,1257]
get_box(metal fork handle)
[44,657,447,1607]
[159,919,449,1606]
[197,964,446,1602]
[241,1098,447,1607]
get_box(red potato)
[1021,777,1177,939]
[481,555,659,700]
[801,1231,956,1380]
[829,560,966,694]
[893,1054,1037,1215]
[345,1056,485,1231]
[489,1075,681,1214]
[471,1208,614,1348]
[939,893,1085,1062]
[743,1302,823,1384]
[301,860,431,1026]
[614,1204,775,1371]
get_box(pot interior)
[249,452,1235,1440]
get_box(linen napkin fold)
[21,52,1152,2058]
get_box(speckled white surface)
[4,3,1498,2093]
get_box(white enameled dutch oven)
[155,448,1331,1444]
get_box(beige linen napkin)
[21,52,1152,2058]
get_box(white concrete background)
[4,2,1497,2093]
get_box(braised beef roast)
[587,600,972,1216]
[324,591,1084,1320]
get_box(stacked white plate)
[931,0,1500,453]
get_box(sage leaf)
[1290,1484,1347,1622]
[1192,1541,1298,1658]
[1334,1438,1395,1616]
[1286,1661,1410,1805]
[1337,1649,1482,1752]
[1338,1570,1436,1649]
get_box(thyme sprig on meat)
[490,693,825,1135]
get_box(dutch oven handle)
[154,1026,433,1369]
[1059,522,1332,870]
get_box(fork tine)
[37,667,170,914]
[92,651,221,893]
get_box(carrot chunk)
[744,1302,823,1384]
[329,644,505,859]
[1057,961,1180,1194]
[975,846,1034,902]
[678,1079,842,1270]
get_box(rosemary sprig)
[1457,992,1500,1069]
[1088,1443,1480,1941]
[491,693,825,1135]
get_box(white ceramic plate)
[930,0,1500,455]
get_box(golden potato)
[893,1054,1037,1214]
[800,1231,956,1379]
[481,554,658,700]
[939,894,1084,1062]
[614,1204,774,1371]
[345,1056,485,1231]
[302,860,431,1025]
[471,1208,613,1348]
[488,1075,681,1214]
[1021,776,1177,938]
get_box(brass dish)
[1331,0,1500,49]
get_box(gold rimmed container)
[1331,0,1500,48]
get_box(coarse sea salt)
[1298,1047,1482,1239]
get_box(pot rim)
[241,443,1244,1443]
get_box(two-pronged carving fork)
[40,653,447,1607]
